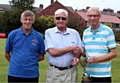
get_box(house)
[101,8,120,18]
[37,0,80,25]
[75,7,120,29]
[0,3,43,13]
[0,4,11,12]
[0,8,4,12]
[33,4,43,13]
[79,7,120,18]
[76,11,120,29]
[38,1,120,29]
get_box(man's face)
[20,16,35,30]
[54,12,68,28]
[87,9,101,27]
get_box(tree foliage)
[0,0,35,36]
[10,0,35,10]
[0,12,4,32]
[103,22,112,28]
[1,9,23,36]
[33,16,55,34]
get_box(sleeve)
[39,34,46,55]
[45,29,54,51]
[82,31,85,49]
[76,31,82,48]
[107,29,116,49]
[5,32,13,52]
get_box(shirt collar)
[20,26,34,35]
[90,23,102,32]
[54,26,70,35]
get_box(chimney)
[109,10,114,13]
[51,0,54,4]
[75,9,77,11]
[103,9,107,12]
[106,8,114,13]
[39,4,43,9]
[117,11,120,14]
[86,6,90,10]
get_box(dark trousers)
[8,75,38,83]
[90,77,111,83]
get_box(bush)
[114,30,120,41]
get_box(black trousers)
[8,75,38,83]
[90,77,111,83]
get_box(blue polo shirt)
[45,26,82,67]
[82,23,116,77]
[5,27,45,78]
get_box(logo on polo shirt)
[32,39,37,46]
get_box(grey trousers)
[46,66,78,83]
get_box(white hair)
[87,7,101,15]
[54,9,68,17]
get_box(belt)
[50,64,73,70]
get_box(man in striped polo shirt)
[82,7,117,83]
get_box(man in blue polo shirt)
[4,10,45,83]
[82,7,117,83]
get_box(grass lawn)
[0,38,120,83]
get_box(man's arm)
[38,55,44,61]
[4,52,11,62]
[87,48,117,63]
[48,46,79,57]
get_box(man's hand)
[72,57,79,66]
[87,57,97,63]
[73,46,82,58]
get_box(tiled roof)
[0,4,42,13]
[100,11,120,18]
[76,11,120,24]
[0,8,4,11]
[65,6,74,13]
[33,7,43,13]
[101,14,120,23]
[76,12,88,21]
[0,4,11,10]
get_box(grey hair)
[54,9,68,17]
[87,7,101,15]
[21,10,35,20]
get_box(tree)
[103,22,112,28]
[9,0,35,10]
[1,9,23,37]
[67,17,83,38]
[1,0,35,37]
[0,12,4,32]
[33,16,55,34]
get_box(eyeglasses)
[55,17,67,20]
[87,15,99,17]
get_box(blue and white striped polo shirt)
[82,23,116,77]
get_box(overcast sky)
[0,0,120,12]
